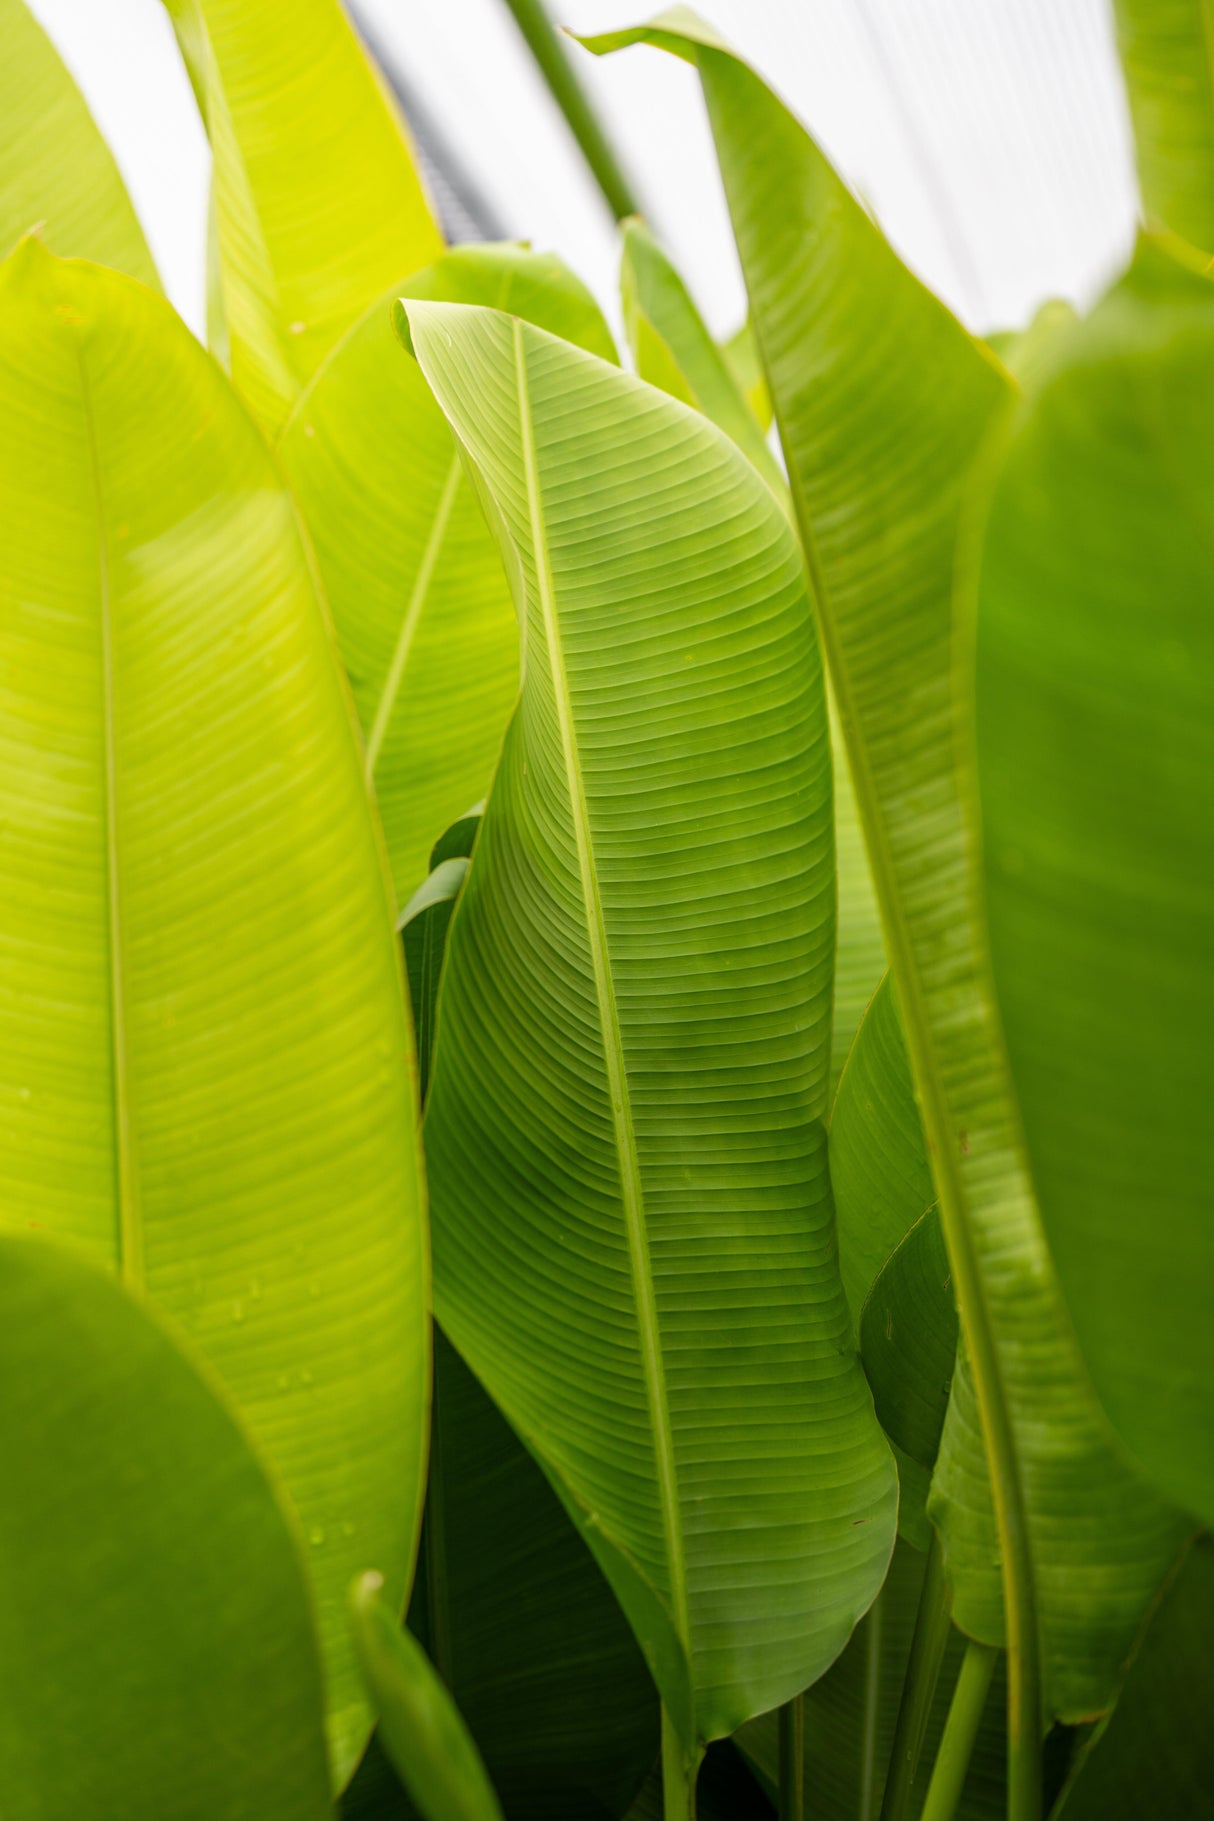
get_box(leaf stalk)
[878,1533,952,1821]
[918,1641,998,1821]
[498,0,641,219]
[661,1707,699,1821]
[777,1692,805,1821]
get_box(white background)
[26,0,1143,344]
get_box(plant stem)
[918,1642,997,1821]
[661,1707,699,1821]
[859,1591,885,1821]
[778,1692,805,1821]
[498,0,642,220]
[878,1534,952,1821]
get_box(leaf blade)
[0,1233,332,1820]
[408,299,897,1744]
[0,241,428,1783]
[279,242,617,905]
[974,238,1214,1529]
[164,0,442,430]
[589,13,1190,1727]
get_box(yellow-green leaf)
[280,242,617,904]
[585,11,1188,1733]
[0,241,427,1785]
[164,0,442,431]
[0,0,158,284]
[1113,0,1214,252]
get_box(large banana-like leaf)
[737,1540,1006,1821]
[0,242,427,1786]
[280,244,617,904]
[973,239,1214,1529]
[0,1234,331,1818]
[402,298,897,1751]
[1050,1537,1213,1820]
[617,214,884,1086]
[395,834,658,1821]
[585,12,1188,1736]
[1113,1,1214,252]
[0,0,158,283]
[163,0,442,431]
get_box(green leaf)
[861,1212,956,1472]
[974,238,1214,1529]
[163,0,442,431]
[405,298,897,1746]
[351,1573,504,1821]
[0,0,158,283]
[399,859,469,1105]
[830,976,936,1334]
[1050,1536,1213,1820]
[585,12,1189,1729]
[737,1539,1007,1821]
[0,1233,332,1819]
[280,243,616,907]
[0,241,427,1785]
[393,829,658,1820]
[984,299,1078,389]
[620,215,785,494]
[430,804,483,869]
[721,319,773,431]
[413,1331,659,1819]
[830,975,953,1538]
[1113,0,1214,251]
[617,217,882,1088]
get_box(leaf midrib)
[364,451,462,781]
[511,315,692,1664]
[706,59,1042,1753]
[77,339,143,1288]
[771,366,1042,1748]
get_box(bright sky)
[27,0,1143,344]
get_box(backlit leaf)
[0,241,427,1784]
[405,298,897,1747]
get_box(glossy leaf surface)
[164,0,442,429]
[281,243,616,904]
[407,299,897,1745]
[0,243,427,1783]
[1113,0,1214,251]
[351,1574,504,1821]
[586,12,1188,1724]
[0,0,159,284]
[975,239,1214,1528]
[0,1234,331,1820]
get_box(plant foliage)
[0,2,1211,1818]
